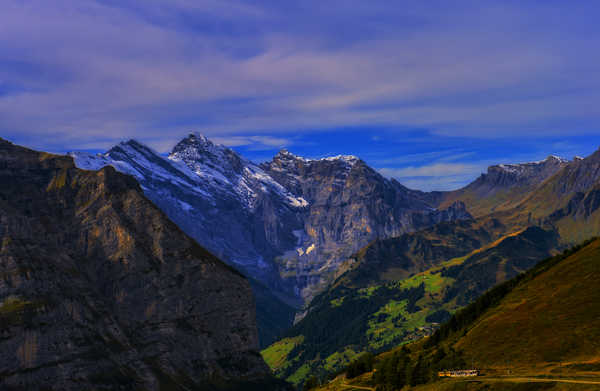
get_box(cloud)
[380,163,484,178]
[1,0,599,153]
[211,135,292,150]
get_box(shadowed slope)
[0,138,290,390]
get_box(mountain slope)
[70,134,470,334]
[71,136,299,346]
[0,138,288,390]
[262,222,559,386]
[315,238,600,391]
[261,150,471,299]
[448,237,600,370]
[437,155,569,218]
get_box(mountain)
[261,224,558,386]
[70,133,470,344]
[261,149,471,300]
[516,149,600,243]
[436,155,570,217]
[314,237,600,391]
[0,138,289,390]
[71,135,300,346]
[71,135,307,293]
[263,148,600,386]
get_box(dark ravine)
[0,138,290,390]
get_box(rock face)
[261,150,471,299]
[438,155,570,217]
[70,134,470,304]
[71,135,306,293]
[70,136,299,346]
[0,139,286,390]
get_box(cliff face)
[438,155,570,217]
[261,150,471,299]
[71,135,470,306]
[0,139,285,390]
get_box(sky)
[1,1,600,190]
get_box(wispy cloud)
[379,163,486,191]
[1,0,599,153]
[211,135,292,150]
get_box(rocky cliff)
[261,149,471,299]
[71,134,470,305]
[70,136,299,346]
[437,155,570,217]
[0,138,287,390]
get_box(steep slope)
[315,238,600,391]
[451,238,600,371]
[0,138,288,390]
[262,150,471,299]
[516,148,600,243]
[262,222,559,386]
[437,155,569,218]
[71,136,299,346]
[71,134,469,305]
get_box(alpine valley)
[4,133,600,391]
[262,147,600,387]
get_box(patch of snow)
[287,196,309,208]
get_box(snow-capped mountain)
[261,149,472,299]
[70,133,470,303]
[70,135,306,291]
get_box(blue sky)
[1,1,600,190]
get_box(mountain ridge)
[0,138,288,390]
[69,133,471,345]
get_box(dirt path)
[479,377,600,385]
[338,383,375,390]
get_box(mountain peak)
[273,149,360,166]
[274,148,305,161]
[544,154,568,163]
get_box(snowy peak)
[273,148,359,166]
[166,133,307,209]
[478,154,570,190]
[494,155,569,175]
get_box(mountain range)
[263,148,600,386]
[69,133,471,344]
[3,132,600,390]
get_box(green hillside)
[311,237,600,391]
[262,226,559,386]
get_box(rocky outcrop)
[0,139,287,390]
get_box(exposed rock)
[0,138,288,390]
[261,150,471,299]
[70,136,300,347]
[71,135,470,305]
[438,155,570,217]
